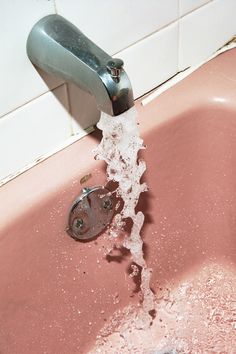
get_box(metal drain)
[66,186,115,241]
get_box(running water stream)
[91,107,236,353]
[93,107,155,325]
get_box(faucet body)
[27,15,134,116]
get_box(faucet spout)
[27,15,134,116]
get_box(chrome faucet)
[27,15,134,116]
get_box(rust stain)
[80,173,92,185]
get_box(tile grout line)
[0,125,95,187]
[64,83,75,136]
[114,1,214,57]
[0,83,65,120]
[0,0,59,121]
[177,0,181,72]
[113,18,179,56]
[179,0,214,18]
[53,0,58,14]
[142,38,236,106]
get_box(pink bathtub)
[1,49,236,353]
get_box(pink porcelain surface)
[1,49,236,353]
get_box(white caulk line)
[141,40,236,107]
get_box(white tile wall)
[0,85,71,180]
[179,0,236,70]
[118,23,178,98]
[0,0,58,118]
[1,0,236,182]
[55,0,179,55]
[179,0,211,16]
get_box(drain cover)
[67,186,115,241]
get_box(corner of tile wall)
[1,0,236,183]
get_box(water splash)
[94,107,155,322]
[90,262,236,353]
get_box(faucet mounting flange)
[67,186,116,241]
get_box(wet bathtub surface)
[1,49,236,353]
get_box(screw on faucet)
[102,198,113,210]
[74,218,84,229]
[106,58,124,82]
